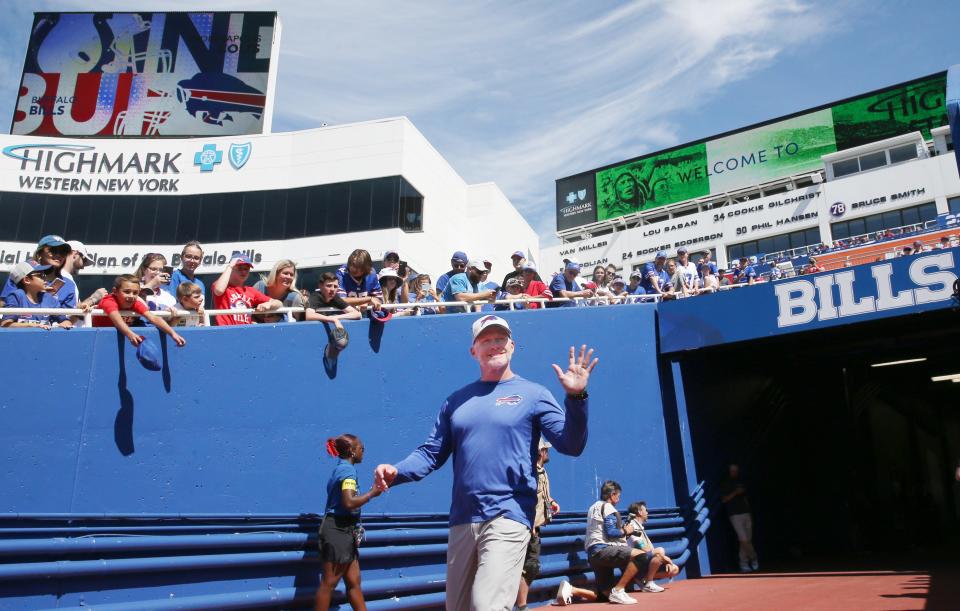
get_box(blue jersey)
[165,268,206,299]
[738,265,757,284]
[393,375,588,528]
[336,267,382,299]
[442,272,478,312]
[324,458,361,517]
[56,275,78,308]
[407,292,439,315]
[640,263,669,293]
[478,280,498,311]
[2,274,74,307]
[1,289,66,326]
[547,274,580,307]
[494,290,525,311]
[436,270,458,296]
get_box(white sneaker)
[607,588,637,604]
[641,581,665,593]
[555,580,573,606]
[750,559,759,571]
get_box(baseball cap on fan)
[9,260,52,285]
[36,235,69,250]
[67,241,95,265]
[472,315,511,342]
[230,251,253,267]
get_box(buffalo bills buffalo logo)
[495,394,523,406]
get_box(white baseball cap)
[472,315,511,342]
[67,240,94,265]
[378,267,401,281]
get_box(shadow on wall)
[2,306,675,517]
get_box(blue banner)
[659,247,959,353]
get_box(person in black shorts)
[315,434,382,611]
[584,481,665,604]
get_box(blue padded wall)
[1,305,675,516]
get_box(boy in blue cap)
[0,261,71,329]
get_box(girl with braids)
[315,434,381,611]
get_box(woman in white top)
[136,253,178,312]
[378,267,416,317]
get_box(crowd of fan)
[3,229,957,343]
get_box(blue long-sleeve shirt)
[393,375,588,528]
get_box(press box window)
[831,142,921,179]
[0,176,424,245]
[888,143,918,164]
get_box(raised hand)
[551,344,598,396]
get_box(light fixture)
[931,373,960,382]
[870,358,927,368]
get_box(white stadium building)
[0,117,539,298]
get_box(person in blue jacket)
[315,434,382,611]
[374,315,598,610]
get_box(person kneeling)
[585,481,665,604]
[626,501,679,584]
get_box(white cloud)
[0,1,849,243]
[265,1,844,241]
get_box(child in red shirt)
[211,252,282,325]
[94,274,186,347]
[520,264,553,309]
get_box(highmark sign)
[658,248,959,353]
[557,72,947,231]
[0,140,251,194]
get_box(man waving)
[374,315,597,610]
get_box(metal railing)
[0,294,661,328]
[760,219,951,265]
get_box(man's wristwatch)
[566,390,588,401]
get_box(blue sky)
[1,1,958,245]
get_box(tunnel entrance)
[678,308,960,572]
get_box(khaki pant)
[445,516,530,611]
[729,513,757,568]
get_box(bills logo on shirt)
[495,394,523,406]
